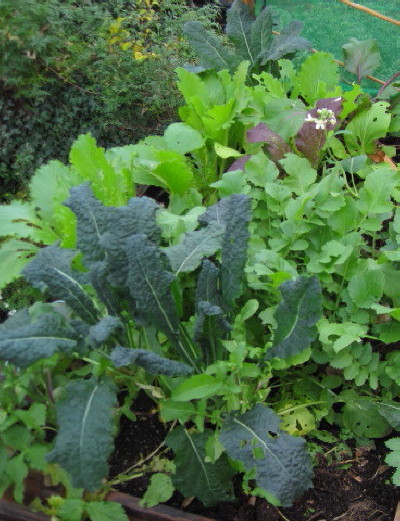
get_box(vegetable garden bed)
[0,1,399,521]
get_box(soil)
[109,392,399,521]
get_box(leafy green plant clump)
[0,48,399,516]
[0,183,325,516]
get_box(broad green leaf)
[344,102,391,155]
[166,426,234,506]
[348,269,385,308]
[159,400,196,423]
[171,374,223,401]
[226,0,255,62]
[214,142,242,158]
[342,398,391,438]
[4,454,28,503]
[89,316,121,348]
[151,150,194,196]
[0,309,79,367]
[85,501,129,521]
[0,239,40,289]
[342,38,380,81]
[69,134,128,207]
[280,154,317,195]
[2,424,31,451]
[58,499,85,521]
[244,152,279,187]
[30,160,74,225]
[375,401,400,430]
[164,223,225,275]
[340,83,363,119]
[219,404,313,507]
[14,403,46,430]
[0,200,58,244]
[250,7,273,61]
[357,167,398,215]
[266,276,322,360]
[141,473,174,508]
[319,320,368,353]
[110,346,193,376]
[210,170,247,196]
[292,52,340,105]
[164,123,205,154]
[23,245,98,325]
[183,21,241,72]
[47,378,117,491]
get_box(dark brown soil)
[109,392,399,521]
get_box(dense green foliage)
[0,14,399,517]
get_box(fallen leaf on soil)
[368,151,397,170]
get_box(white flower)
[305,108,336,130]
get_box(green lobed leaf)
[22,245,98,325]
[166,426,234,506]
[292,52,340,106]
[342,38,380,81]
[0,239,40,289]
[58,499,85,521]
[47,377,117,491]
[0,309,81,367]
[357,166,398,215]
[0,200,58,244]
[266,276,322,360]
[342,398,391,438]
[348,269,385,308]
[280,154,317,195]
[164,223,225,275]
[110,346,193,376]
[140,473,174,508]
[219,404,313,507]
[85,501,129,521]
[344,102,391,155]
[183,21,241,72]
[69,134,129,207]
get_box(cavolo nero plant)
[0,182,325,512]
[183,0,311,77]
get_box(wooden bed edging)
[0,499,51,521]
[107,491,218,521]
[0,492,218,521]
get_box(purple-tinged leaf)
[228,155,252,172]
[247,123,291,161]
[296,97,343,166]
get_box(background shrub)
[0,0,220,199]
